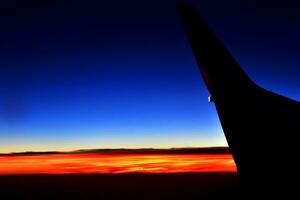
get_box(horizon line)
[0,146,231,156]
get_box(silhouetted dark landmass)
[0,147,231,156]
[0,173,239,200]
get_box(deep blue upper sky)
[1,0,299,152]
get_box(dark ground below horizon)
[0,172,240,200]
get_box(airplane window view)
[1,1,299,199]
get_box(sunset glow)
[0,153,236,174]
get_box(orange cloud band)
[0,153,236,174]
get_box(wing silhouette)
[177,3,300,196]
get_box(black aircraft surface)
[177,3,300,198]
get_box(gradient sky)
[1,0,300,153]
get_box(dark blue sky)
[1,0,299,152]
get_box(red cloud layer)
[0,153,236,174]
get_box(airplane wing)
[177,3,300,196]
